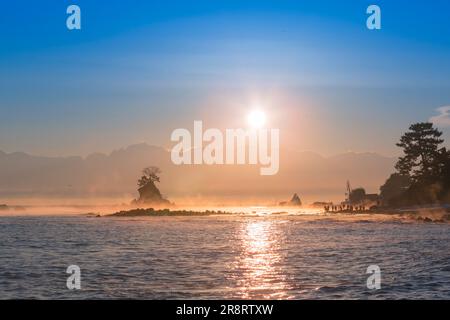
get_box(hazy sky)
[1,0,450,157]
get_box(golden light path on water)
[176,206,323,298]
[227,218,294,299]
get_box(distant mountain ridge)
[0,143,396,203]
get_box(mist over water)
[1,214,450,299]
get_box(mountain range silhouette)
[0,143,395,203]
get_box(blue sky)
[1,0,450,156]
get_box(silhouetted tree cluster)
[349,188,366,204]
[380,173,411,204]
[395,122,444,182]
[380,122,450,206]
[138,166,161,187]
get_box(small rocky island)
[131,166,171,206]
[279,193,302,206]
[104,166,241,217]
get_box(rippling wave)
[1,215,450,299]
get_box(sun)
[247,110,266,129]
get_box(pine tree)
[395,122,444,182]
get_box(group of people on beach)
[324,204,367,213]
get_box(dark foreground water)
[1,215,450,299]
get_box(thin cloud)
[430,106,450,127]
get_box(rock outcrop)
[279,193,302,206]
[135,181,171,206]
[289,193,302,206]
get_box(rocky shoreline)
[102,206,450,223]
[107,208,237,217]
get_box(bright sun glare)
[247,110,266,129]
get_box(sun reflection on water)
[228,219,293,299]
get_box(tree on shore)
[138,166,161,187]
[379,173,411,204]
[395,122,444,182]
[349,188,366,204]
[381,122,450,206]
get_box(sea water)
[1,215,450,299]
